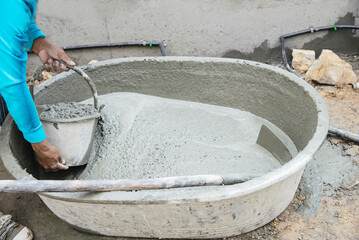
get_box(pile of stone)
[292,49,358,87]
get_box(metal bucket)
[39,113,100,167]
[31,64,101,167]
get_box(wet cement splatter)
[298,140,358,216]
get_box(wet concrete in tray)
[78,92,288,181]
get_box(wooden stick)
[0,174,257,193]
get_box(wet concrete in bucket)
[76,92,297,180]
[39,102,98,122]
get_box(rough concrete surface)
[26,0,359,72]
[39,102,98,122]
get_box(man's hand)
[32,37,75,72]
[31,38,73,172]
[31,139,69,172]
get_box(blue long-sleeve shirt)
[0,0,46,143]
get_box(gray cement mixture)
[298,140,359,216]
[76,92,297,180]
[39,102,98,122]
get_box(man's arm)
[26,18,46,53]
[0,41,68,172]
[29,37,76,172]
[0,1,73,172]
[27,16,75,72]
[32,37,75,72]
[26,12,75,171]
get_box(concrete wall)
[28,0,359,71]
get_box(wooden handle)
[0,174,258,193]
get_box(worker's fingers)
[44,63,54,72]
[53,61,61,72]
[54,60,70,71]
[45,58,55,72]
[59,62,69,71]
[59,157,66,165]
[44,63,52,72]
[47,163,69,172]
[58,51,75,66]
[56,162,69,171]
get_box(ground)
[0,56,358,240]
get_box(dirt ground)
[1,56,358,239]
[316,85,359,134]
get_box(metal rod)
[60,61,99,111]
[0,174,258,193]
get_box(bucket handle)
[29,61,100,112]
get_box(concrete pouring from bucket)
[0,57,329,238]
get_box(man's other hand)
[31,139,69,172]
[32,37,75,72]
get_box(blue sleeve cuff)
[22,123,46,143]
[26,20,46,51]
